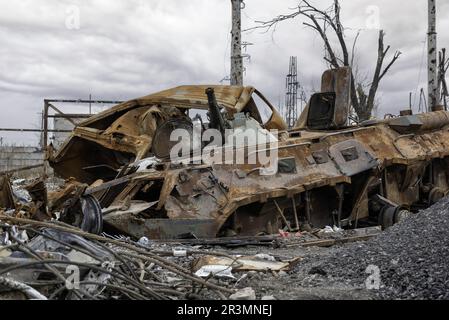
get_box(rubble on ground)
[1,197,449,300]
[292,197,449,300]
[0,198,381,301]
[0,215,236,300]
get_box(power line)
[413,36,427,108]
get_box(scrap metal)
[40,69,449,240]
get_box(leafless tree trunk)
[362,30,401,119]
[248,0,401,121]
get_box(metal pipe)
[47,114,91,118]
[0,128,72,133]
[336,185,344,229]
[273,200,293,232]
[319,126,376,142]
[44,99,123,104]
[48,103,77,126]
[305,191,312,225]
[43,100,49,178]
[292,196,300,231]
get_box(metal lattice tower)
[285,56,299,128]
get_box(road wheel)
[394,208,411,224]
[379,206,395,230]
[429,187,445,205]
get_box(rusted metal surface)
[42,69,449,239]
[49,86,286,184]
[24,180,51,222]
[103,200,218,239]
[320,66,351,128]
[0,175,14,210]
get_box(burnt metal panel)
[104,214,218,240]
[0,175,14,209]
[329,140,378,176]
[307,92,336,130]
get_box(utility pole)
[428,0,439,111]
[231,0,243,86]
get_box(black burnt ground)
[317,198,449,299]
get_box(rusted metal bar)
[274,200,293,232]
[47,103,78,126]
[305,191,312,225]
[47,114,91,119]
[336,184,344,228]
[318,126,377,142]
[44,99,123,104]
[84,174,140,195]
[43,100,49,178]
[150,235,278,246]
[301,234,380,248]
[292,196,300,231]
[352,176,378,229]
[0,128,72,133]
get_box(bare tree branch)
[379,51,402,81]
[350,30,361,67]
[304,16,339,68]
[247,0,401,120]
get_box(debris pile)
[0,213,309,300]
[1,212,359,300]
[0,215,238,300]
[308,198,449,300]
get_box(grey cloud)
[0,0,447,144]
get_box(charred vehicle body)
[47,67,449,239]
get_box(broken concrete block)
[229,287,256,300]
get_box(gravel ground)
[235,198,449,300]
[315,197,449,300]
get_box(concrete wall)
[52,117,85,149]
[0,145,45,177]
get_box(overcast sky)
[0,0,448,145]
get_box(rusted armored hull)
[48,81,449,239]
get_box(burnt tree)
[250,0,401,121]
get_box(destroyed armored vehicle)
[48,67,449,239]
